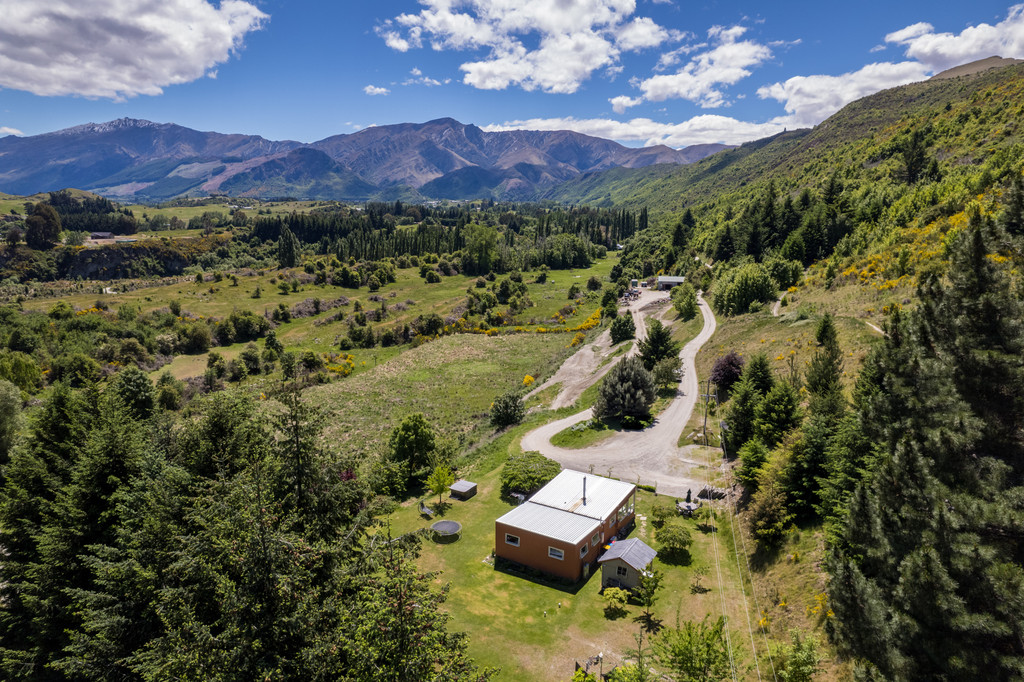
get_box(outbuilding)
[598,537,657,589]
[449,479,477,500]
[656,276,687,290]
[494,470,636,582]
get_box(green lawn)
[386,433,770,681]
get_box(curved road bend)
[521,295,718,498]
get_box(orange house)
[494,470,637,582]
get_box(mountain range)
[0,117,728,202]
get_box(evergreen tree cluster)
[0,384,494,680]
[827,212,1024,680]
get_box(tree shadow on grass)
[657,548,692,567]
[634,612,664,634]
[603,605,629,621]
[749,539,783,572]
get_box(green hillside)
[545,62,1024,224]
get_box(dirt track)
[524,289,668,409]
[520,294,718,497]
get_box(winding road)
[520,293,718,498]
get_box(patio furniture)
[676,500,702,517]
[419,501,435,518]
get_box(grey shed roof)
[598,538,657,571]
[496,502,600,545]
[657,276,687,284]
[450,480,476,493]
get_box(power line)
[703,443,738,680]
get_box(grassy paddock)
[388,431,848,680]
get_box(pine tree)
[999,172,1024,237]
[594,356,656,422]
[827,221,1024,679]
[743,352,774,396]
[277,225,300,268]
[638,319,680,371]
[724,376,759,451]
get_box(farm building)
[598,537,656,589]
[656,275,686,290]
[494,470,637,582]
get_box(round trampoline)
[431,520,462,542]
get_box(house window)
[580,544,588,557]
[591,533,601,547]
[505,534,520,547]
[548,546,564,560]
[616,566,628,577]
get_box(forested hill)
[544,60,1024,218]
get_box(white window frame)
[591,533,601,547]
[505,533,520,547]
[548,546,564,560]
[580,544,588,557]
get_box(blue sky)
[1,1,1023,147]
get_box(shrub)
[656,520,693,558]
[650,502,675,529]
[425,270,442,283]
[50,353,102,387]
[110,365,156,419]
[710,351,744,394]
[178,321,212,354]
[594,356,656,421]
[500,450,560,497]
[737,439,769,487]
[490,390,525,428]
[609,313,635,344]
[671,282,698,320]
[713,262,778,316]
[602,587,629,619]
[388,413,436,473]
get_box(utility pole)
[699,379,715,447]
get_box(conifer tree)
[828,221,1024,679]
[638,319,680,371]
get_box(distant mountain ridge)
[0,117,730,202]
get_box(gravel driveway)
[520,293,718,498]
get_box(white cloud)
[380,1,674,94]
[483,114,785,147]
[757,61,930,127]
[0,0,266,100]
[885,22,935,45]
[363,85,390,95]
[0,126,24,136]
[885,5,1024,72]
[616,17,670,51]
[631,24,773,107]
[610,94,642,113]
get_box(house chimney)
[583,476,587,505]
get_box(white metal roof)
[496,502,600,545]
[657,276,687,284]
[527,470,635,521]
